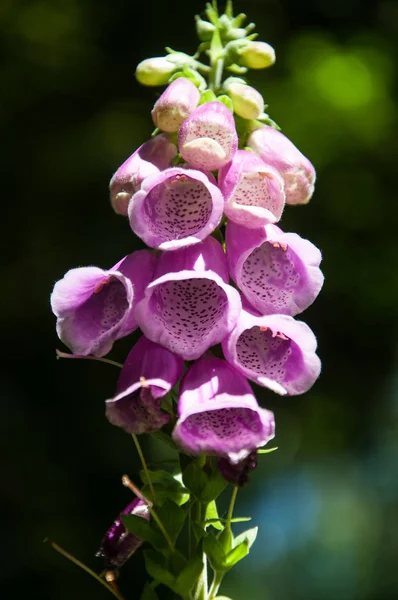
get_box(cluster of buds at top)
[50,0,323,573]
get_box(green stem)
[148,507,175,554]
[208,570,223,600]
[43,538,125,600]
[131,434,157,504]
[209,58,224,93]
[56,349,123,369]
[226,486,238,529]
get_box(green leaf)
[200,89,217,104]
[155,500,187,545]
[233,526,258,550]
[182,460,208,499]
[201,468,227,502]
[144,550,176,590]
[217,526,234,554]
[226,63,248,75]
[225,0,234,19]
[210,29,224,61]
[231,13,247,28]
[140,583,159,600]
[122,515,165,551]
[204,517,251,526]
[175,552,204,596]
[257,446,278,455]
[203,532,227,571]
[224,540,249,568]
[205,2,219,26]
[216,95,234,113]
[150,430,177,450]
[205,501,224,531]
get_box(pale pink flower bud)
[151,78,200,133]
[224,79,265,120]
[110,135,177,216]
[135,57,176,86]
[248,126,316,205]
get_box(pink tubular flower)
[178,101,238,170]
[219,150,285,228]
[172,355,275,462]
[96,497,150,568]
[105,336,183,435]
[248,126,316,205]
[222,309,321,395]
[50,251,157,357]
[128,167,224,250]
[110,134,177,216]
[226,221,324,316]
[151,77,200,133]
[134,237,242,360]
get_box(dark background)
[2,0,398,598]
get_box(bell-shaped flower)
[51,250,157,357]
[178,101,238,171]
[110,134,177,216]
[248,126,316,205]
[172,355,275,462]
[219,150,285,228]
[105,336,183,435]
[226,222,324,316]
[218,451,258,487]
[151,77,200,133]
[134,237,242,360]
[96,497,149,568]
[222,309,321,395]
[129,167,224,251]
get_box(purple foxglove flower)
[134,237,242,360]
[219,150,285,228]
[51,250,157,357]
[226,221,323,316]
[218,451,258,487]
[178,101,238,171]
[172,355,275,462]
[222,309,321,395]
[248,126,316,205]
[110,134,177,216]
[129,167,224,251]
[96,497,149,568]
[105,336,183,434]
[151,77,200,133]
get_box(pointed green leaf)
[231,13,247,28]
[205,501,224,531]
[122,515,165,551]
[203,532,227,571]
[224,539,249,568]
[200,89,217,104]
[257,446,278,455]
[155,500,186,545]
[140,583,159,600]
[175,552,204,596]
[182,460,208,498]
[144,550,176,590]
[233,526,258,550]
[210,29,224,61]
[205,2,219,26]
[216,95,234,113]
[204,516,251,526]
[225,0,234,18]
[217,526,233,554]
[201,467,227,502]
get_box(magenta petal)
[51,250,157,357]
[226,221,324,316]
[172,355,275,462]
[105,336,183,435]
[96,497,149,568]
[248,126,315,205]
[134,237,241,360]
[110,134,177,215]
[178,101,238,171]
[219,150,285,228]
[222,309,321,395]
[151,77,200,132]
[129,167,224,250]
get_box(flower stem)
[209,58,224,93]
[56,349,123,369]
[43,538,125,600]
[131,434,157,504]
[226,485,238,529]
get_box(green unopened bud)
[224,78,264,120]
[135,57,176,86]
[195,16,216,41]
[166,50,197,70]
[224,27,247,41]
[239,41,276,69]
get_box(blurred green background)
[2,0,398,598]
